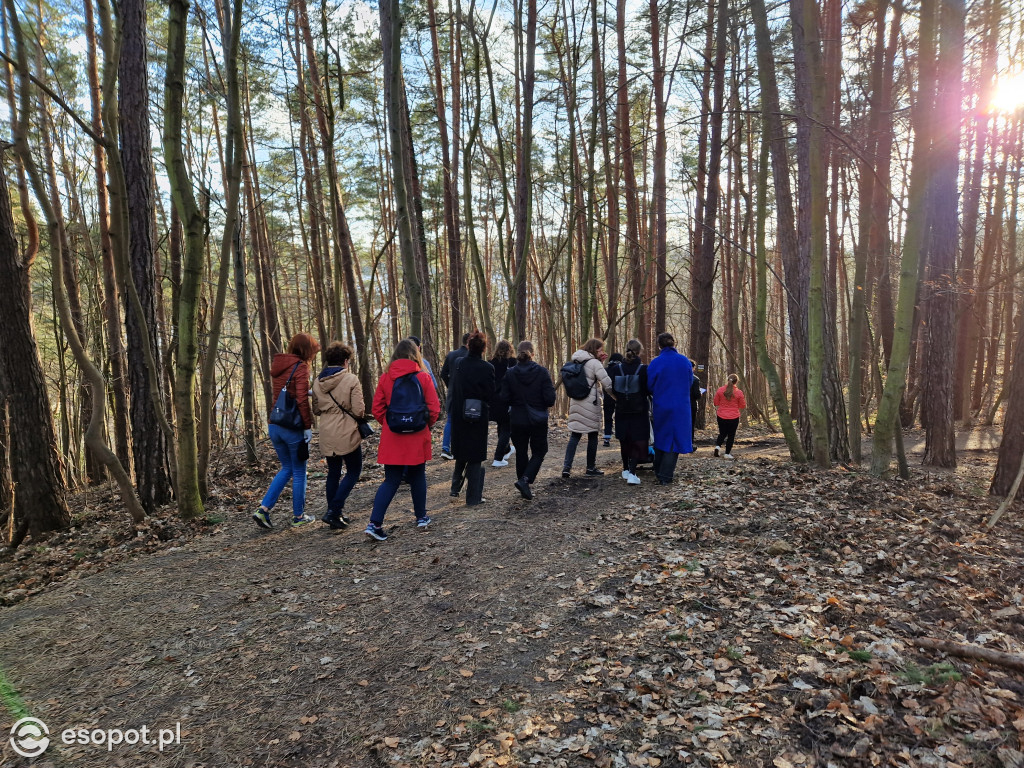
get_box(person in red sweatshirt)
[365,339,441,541]
[712,373,746,460]
[254,333,320,529]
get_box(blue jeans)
[370,463,427,526]
[326,446,362,513]
[442,412,453,453]
[263,424,307,517]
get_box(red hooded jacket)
[372,358,441,465]
[270,353,313,429]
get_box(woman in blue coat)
[645,332,693,484]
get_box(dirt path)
[2,425,1021,768]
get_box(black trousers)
[510,424,548,483]
[715,417,740,454]
[563,431,598,471]
[493,420,512,461]
[451,460,486,504]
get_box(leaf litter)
[0,429,1022,767]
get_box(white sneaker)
[713,446,721,457]
[621,470,630,479]
[492,459,509,468]
[626,472,641,485]
[503,446,515,460]
[724,453,735,460]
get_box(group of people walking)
[252,330,745,541]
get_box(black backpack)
[612,363,646,414]
[560,360,593,400]
[386,372,429,433]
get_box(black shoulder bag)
[327,386,374,440]
[455,358,484,423]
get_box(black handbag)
[269,363,305,431]
[327,388,374,440]
[463,398,483,422]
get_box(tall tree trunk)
[6,0,145,524]
[871,0,938,476]
[198,0,244,498]
[754,129,806,462]
[0,153,70,546]
[120,0,172,511]
[650,0,667,337]
[921,0,963,467]
[991,307,1024,498]
[380,0,422,338]
[690,0,728,428]
[791,0,832,467]
[512,0,536,340]
[84,0,132,476]
[750,0,809,450]
[164,0,206,519]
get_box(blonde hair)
[724,373,739,399]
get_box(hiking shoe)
[440,450,454,460]
[291,514,316,527]
[252,507,272,529]
[713,446,721,457]
[515,477,533,500]
[364,524,388,541]
[503,446,516,460]
[325,511,349,530]
[416,516,432,528]
[626,472,641,485]
[492,459,509,468]
[585,468,605,476]
[561,470,570,479]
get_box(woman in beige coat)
[561,338,614,477]
[311,342,365,529]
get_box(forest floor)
[1,422,1023,768]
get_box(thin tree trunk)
[512,0,536,340]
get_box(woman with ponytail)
[607,339,649,484]
[712,373,746,459]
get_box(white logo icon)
[10,717,50,758]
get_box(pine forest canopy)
[0,0,1023,535]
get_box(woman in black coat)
[499,340,557,500]
[449,331,496,506]
[489,340,516,466]
[607,338,649,485]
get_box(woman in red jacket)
[254,333,319,529]
[365,339,441,541]
[713,373,746,459]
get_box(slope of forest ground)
[1,425,1023,768]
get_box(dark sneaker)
[416,516,432,528]
[252,507,273,529]
[364,524,388,541]
[603,437,611,447]
[585,468,605,476]
[324,511,349,530]
[561,470,570,479]
[515,477,533,500]
[440,451,454,460]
